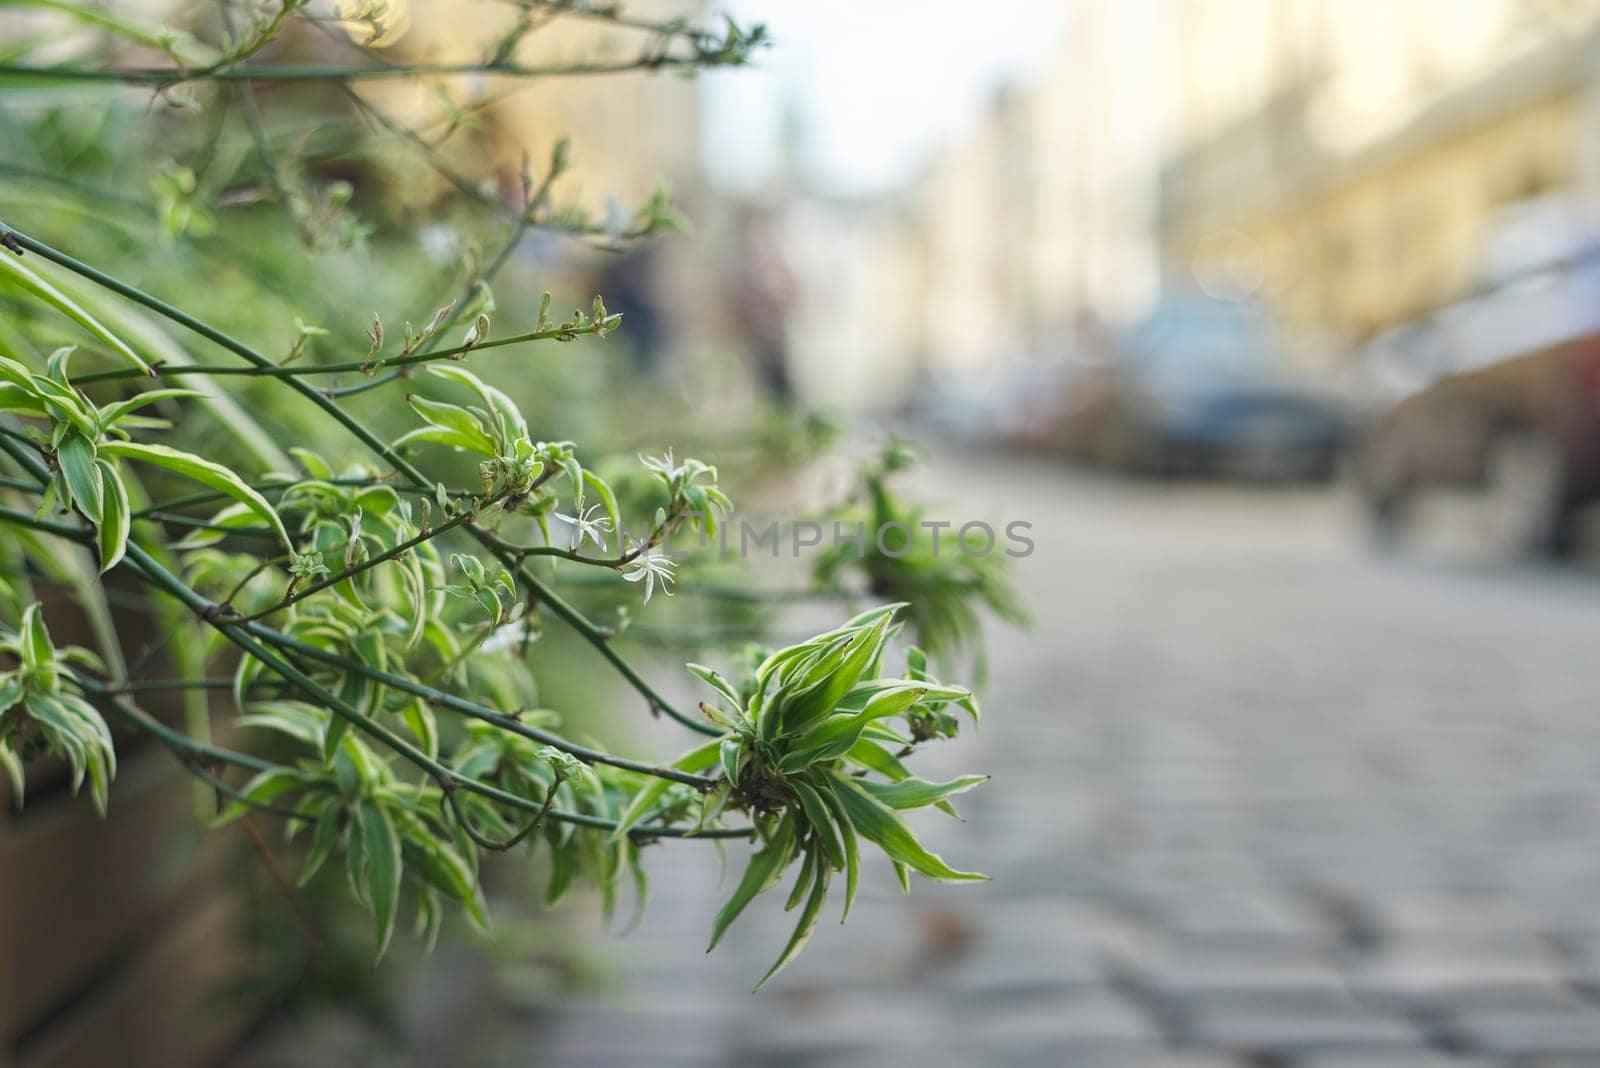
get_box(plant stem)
[118,540,744,836]
[104,677,238,694]
[0,53,737,87]
[0,490,723,790]
[231,506,477,622]
[69,321,610,386]
[86,672,743,839]
[1,223,712,733]
[235,617,717,788]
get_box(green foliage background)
[0,0,1021,993]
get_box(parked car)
[1349,198,1600,556]
[1059,293,1343,480]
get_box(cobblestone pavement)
[236,453,1600,1068]
[509,454,1600,1068]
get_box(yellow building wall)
[1164,0,1600,354]
[365,1,703,214]
[1174,90,1581,346]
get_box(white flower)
[621,547,676,603]
[480,620,531,654]
[558,503,612,552]
[639,448,685,485]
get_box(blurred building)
[783,195,924,407]
[1162,0,1600,355]
[912,1,1167,378]
[372,0,704,208]
[356,1,712,380]
[897,0,1600,390]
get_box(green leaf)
[817,784,860,922]
[779,617,891,735]
[784,841,817,910]
[395,809,476,904]
[323,688,356,763]
[20,362,97,439]
[402,698,439,760]
[546,836,576,906]
[0,740,23,810]
[210,767,315,826]
[844,738,912,781]
[402,832,476,905]
[23,691,115,813]
[21,693,84,788]
[687,663,743,718]
[790,778,842,870]
[623,838,650,935]
[0,352,37,392]
[859,774,987,813]
[19,602,54,682]
[95,388,202,430]
[357,799,403,960]
[560,455,584,508]
[94,459,129,572]
[393,424,493,456]
[100,440,291,548]
[288,447,333,479]
[427,364,527,443]
[708,815,798,952]
[171,501,263,550]
[718,736,742,787]
[582,470,622,546]
[777,684,929,773]
[238,700,327,748]
[610,736,721,840]
[0,382,46,418]
[58,691,114,771]
[298,801,344,886]
[56,433,101,524]
[45,344,73,385]
[404,394,497,457]
[828,773,986,884]
[754,851,830,991]
[0,253,152,372]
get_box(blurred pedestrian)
[596,245,665,375]
[727,203,797,401]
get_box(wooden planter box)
[1,582,261,1068]
[0,737,256,1068]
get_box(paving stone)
[1344,935,1575,1010]
[523,1003,734,1061]
[1369,892,1546,937]
[1112,937,1358,1016]
[1296,1056,1499,1068]
[728,990,950,1055]
[956,987,1158,1044]
[951,1040,1247,1068]
[1546,931,1600,983]
[1450,1009,1600,1056]
[1186,1006,1422,1056]
[943,945,1105,999]
[1147,890,1326,940]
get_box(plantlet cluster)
[0,0,1016,987]
[816,442,1032,669]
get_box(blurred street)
[499,450,1600,1067]
[17,4,1600,1066]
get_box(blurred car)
[1349,197,1600,556]
[1059,293,1344,480]
[908,361,1084,446]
